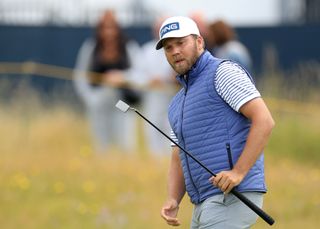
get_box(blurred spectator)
[73,10,142,153]
[189,11,211,50]
[208,20,252,72]
[139,16,176,156]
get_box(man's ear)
[197,36,205,50]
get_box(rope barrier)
[1,61,319,116]
[0,61,179,93]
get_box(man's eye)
[164,46,172,51]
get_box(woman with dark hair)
[208,20,252,72]
[73,10,141,153]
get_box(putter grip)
[231,189,275,225]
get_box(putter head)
[115,100,130,113]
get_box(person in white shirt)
[139,17,177,156]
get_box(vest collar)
[176,50,211,88]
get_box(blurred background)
[0,0,319,228]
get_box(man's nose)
[171,46,180,56]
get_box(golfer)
[157,16,275,228]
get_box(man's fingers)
[161,204,180,226]
[225,184,234,194]
[210,173,233,192]
[166,217,180,226]
[210,174,221,186]
[210,171,242,194]
[161,212,180,226]
[220,179,229,192]
[160,208,171,220]
[217,175,228,187]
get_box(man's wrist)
[167,198,179,207]
[233,165,248,179]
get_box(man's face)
[162,35,204,75]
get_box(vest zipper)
[184,75,188,95]
[181,75,200,202]
[226,143,234,169]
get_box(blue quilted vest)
[168,51,266,204]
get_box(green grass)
[0,98,319,228]
[266,98,320,164]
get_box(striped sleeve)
[215,61,261,112]
[170,130,179,147]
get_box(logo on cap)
[160,22,180,38]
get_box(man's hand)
[209,170,245,194]
[161,199,181,226]
[102,70,126,87]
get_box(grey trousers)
[191,192,263,229]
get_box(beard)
[169,42,199,75]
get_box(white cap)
[155,16,200,50]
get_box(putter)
[115,100,275,226]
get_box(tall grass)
[0,90,319,228]
[266,98,320,165]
